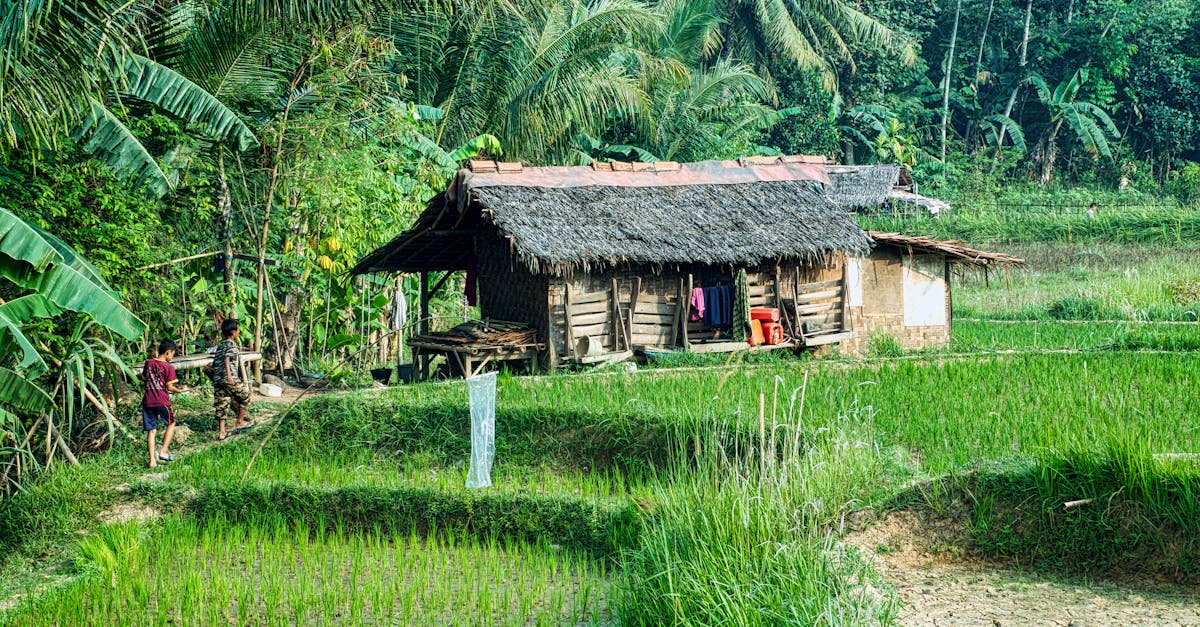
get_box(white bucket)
[259,383,283,397]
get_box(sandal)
[158,454,174,463]
[232,423,255,435]
[217,434,229,441]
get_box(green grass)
[860,207,1200,246]
[951,243,1200,322]
[949,320,1200,352]
[8,516,611,626]
[5,235,1200,623]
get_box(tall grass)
[860,207,1200,246]
[8,516,611,626]
[616,396,899,625]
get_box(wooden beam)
[796,278,843,292]
[611,279,621,351]
[628,277,642,344]
[683,274,692,350]
[669,278,682,348]
[569,290,609,305]
[429,270,454,298]
[564,286,576,360]
[546,287,558,370]
[419,271,430,380]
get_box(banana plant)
[1029,69,1119,185]
[76,54,259,197]
[0,207,145,494]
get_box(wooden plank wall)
[549,260,847,358]
[792,278,845,336]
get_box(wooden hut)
[351,157,872,374]
[839,232,1024,354]
[825,165,950,215]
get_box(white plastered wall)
[902,255,947,327]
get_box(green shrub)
[1047,296,1115,320]
[177,482,641,557]
[1168,162,1200,207]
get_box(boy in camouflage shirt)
[211,318,251,440]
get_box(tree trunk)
[997,0,1033,150]
[941,0,962,165]
[1036,118,1065,185]
[217,151,235,315]
[975,0,996,78]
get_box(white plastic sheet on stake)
[465,371,497,488]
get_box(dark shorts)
[213,381,250,422]
[142,405,174,431]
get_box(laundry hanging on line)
[690,287,705,322]
[702,284,734,327]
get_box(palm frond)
[984,113,1026,152]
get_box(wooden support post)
[792,267,804,345]
[670,277,683,348]
[545,287,558,370]
[628,277,642,347]
[253,256,265,384]
[683,274,692,350]
[840,254,850,333]
[564,285,576,361]
[419,271,430,380]
[611,278,621,351]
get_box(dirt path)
[844,511,1200,626]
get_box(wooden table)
[409,340,542,381]
[137,351,263,393]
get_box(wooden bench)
[135,350,263,394]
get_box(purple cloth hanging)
[690,287,705,321]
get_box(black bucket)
[395,363,414,384]
[370,367,392,384]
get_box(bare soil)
[844,510,1200,626]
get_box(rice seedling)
[6,515,613,626]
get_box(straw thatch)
[474,181,869,274]
[352,174,872,276]
[868,232,1025,267]
[824,165,902,209]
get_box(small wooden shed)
[839,232,1024,353]
[825,164,950,215]
[351,157,873,369]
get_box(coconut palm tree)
[1028,69,1119,185]
[380,0,658,163]
[716,0,915,88]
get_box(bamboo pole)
[759,393,766,475]
[793,370,809,462]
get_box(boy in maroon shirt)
[143,339,188,468]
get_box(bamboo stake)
[759,393,766,475]
[793,370,809,462]
[51,420,79,467]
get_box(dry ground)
[844,510,1200,626]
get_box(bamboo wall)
[476,230,550,348]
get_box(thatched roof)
[824,165,902,209]
[868,232,1024,267]
[351,158,872,276]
